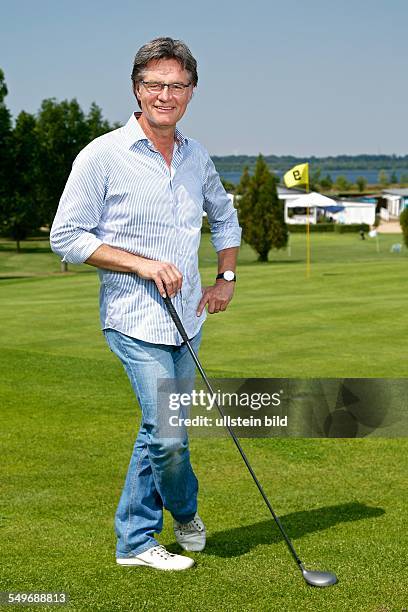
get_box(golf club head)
[301,566,338,587]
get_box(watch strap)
[216,272,236,282]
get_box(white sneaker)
[173,513,206,552]
[116,545,194,571]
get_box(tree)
[0,74,114,250]
[390,171,398,184]
[356,176,367,193]
[4,111,42,251]
[320,174,333,191]
[334,175,351,192]
[35,98,88,226]
[36,98,112,227]
[378,170,389,188]
[0,69,13,229]
[235,166,251,195]
[400,173,408,186]
[238,155,288,262]
[310,166,322,191]
[86,102,114,141]
[400,207,408,248]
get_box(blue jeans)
[103,327,202,557]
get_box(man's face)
[135,58,193,129]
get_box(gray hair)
[131,37,198,107]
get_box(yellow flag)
[283,163,309,190]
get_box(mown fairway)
[1,233,407,611]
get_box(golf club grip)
[163,295,189,343]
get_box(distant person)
[50,37,241,571]
[359,228,365,240]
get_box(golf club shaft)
[163,294,303,570]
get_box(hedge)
[201,219,369,234]
[287,223,334,233]
[334,223,370,233]
[286,223,369,234]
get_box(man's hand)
[134,258,183,298]
[85,244,182,298]
[196,280,235,316]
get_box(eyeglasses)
[140,81,191,96]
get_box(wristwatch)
[216,270,236,282]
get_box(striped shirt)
[50,112,241,345]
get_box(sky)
[1,0,407,157]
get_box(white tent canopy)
[284,192,340,224]
[284,192,375,225]
[285,192,339,208]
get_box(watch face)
[224,270,235,281]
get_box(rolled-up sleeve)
[202,155,242,252]
[50,149,106,264]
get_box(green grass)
[1,234,407,611]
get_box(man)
[50,37,241,571]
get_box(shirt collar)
[123,112,188,149]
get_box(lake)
[219,168,407,186]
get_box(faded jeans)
[103,327,202,557]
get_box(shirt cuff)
[211,225,242,252]
[61,234,103,264]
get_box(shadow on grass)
[168,502,384,557]
[242,259,304,266]
[0,247,52,253]
[0,269,96,281]
[0,275,34,280]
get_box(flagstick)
[306,179,311,278]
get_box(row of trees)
[310,168,405,193]
[0,69,116,250]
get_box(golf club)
[163,292,338,587]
